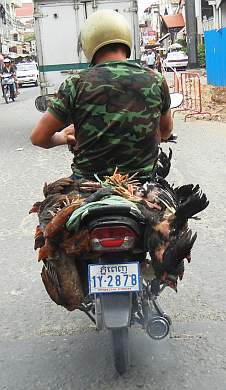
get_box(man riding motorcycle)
[0,58,17,97]
[30,10,175,310]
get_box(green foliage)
[176,38,187,49]
[176,38,187,54]
[24,33,36,42]
[198,44,206,68]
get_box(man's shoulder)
[59,72,81,92]
[64,68,94,84]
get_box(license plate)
[88,263,140,294]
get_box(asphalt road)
[0,87,226,390]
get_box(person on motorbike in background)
[0,58,17,97]
[30,10,173,311]
[10,59,19,95]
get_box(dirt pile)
[201,84,226,122]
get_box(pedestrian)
[141,51,148,66]
[155,51,162,74]
[147,49,155,69]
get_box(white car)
[163,43,188,71]
[16,62,39,87]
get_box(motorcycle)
[36,92,188,375]
[70,202,172,375]
[1,73,16,104]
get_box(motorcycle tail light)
[90,226,137,252]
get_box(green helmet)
[80,9,132,62]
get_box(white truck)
[33,0,140,97]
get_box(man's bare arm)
[30,112,76,149]
[159,109,173,141]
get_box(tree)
[198,43,206,68]
[24,33,35,42]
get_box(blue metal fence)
[204,28,226,86]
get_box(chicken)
[34,225,45,250]
[155,148,173,179]
[30,156,209,299]
[43,177,75,197]
[175,184,209,221]
[44,198,84,239]
[59,229,91,255]
[140,179,208,290]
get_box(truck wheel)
[111,328,129,375]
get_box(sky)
[21,0,152,18]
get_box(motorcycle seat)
[81,205,144,222]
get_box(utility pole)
[185,0,198,68]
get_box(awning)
[144,43,161,50]
[161,14,185,29]
[158,33,170,43]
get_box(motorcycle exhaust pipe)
[146,315,170,340]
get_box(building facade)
[15,2,34,35]
[142,2,161,39]
[141,0,181,42]
[208,0,226,28]
[0,0,23,55]
[159,0,180,15]
[15,2,35,55]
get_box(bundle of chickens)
[30,150,209,291]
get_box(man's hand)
[53,125,76,146]
[30,112,76,149]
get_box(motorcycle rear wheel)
[111,328,129,375]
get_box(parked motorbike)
[1,73,16,104]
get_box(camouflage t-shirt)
[48,61,171,180]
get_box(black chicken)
[143,179,209,289]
